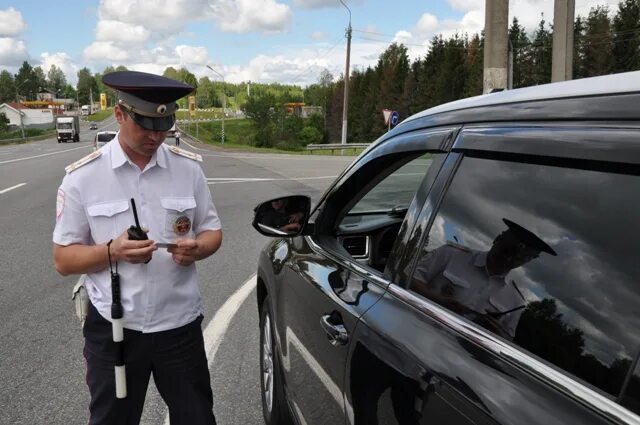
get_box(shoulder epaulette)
[445,241,471,252]
[168,146,202,162]
[65,150,102,174]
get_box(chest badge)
[173,215,192,236]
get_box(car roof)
[386,71,640,141]
[405,71,640,123]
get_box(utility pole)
[339,0,352,146]
[552,0,575,82]
[483,0,509,93]
[15,78,29,139]
[207,65,226,145]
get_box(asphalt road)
[0,118,355,425]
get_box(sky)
[0,0,621,87]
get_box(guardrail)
[306,143,370,155]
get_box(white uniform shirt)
[412,244,525,338]
[53,135,221,332]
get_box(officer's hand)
[111,230,157,264]
[168,239,198,266]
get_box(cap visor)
[131,112,175,132]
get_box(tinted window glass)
[409,156,640,409]
[349,154,433,214]
[97,133,116,142]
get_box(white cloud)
[293,0,365,9]
[213,0,292,34]
[0,7,26,37]
[40,52,79,86]
[293,0,342,8]
[84,41,130,62]
[447,0,483,13]
[96,20,151,47]
[415,13,439,37]
[393,30,413,44]
[98,0,210,36]
[0,37,28,66]
[175,45,210,65]
[311,31,328,40]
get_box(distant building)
[0,102,54,129]
[283,102,323,118]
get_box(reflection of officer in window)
[411,218,557,340]
[258,198,303,232]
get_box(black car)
[89,123,98,130]
[252,72,640,425]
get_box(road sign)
[188,96,196,117]
[382,109,392,125]
[390,111,399,127]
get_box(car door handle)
[320,314,349,346]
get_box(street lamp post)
[206,65,226,145]
[15,78,29,139]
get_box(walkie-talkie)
[128,198,150,264]
[127,198,148,241]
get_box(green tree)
[583,6,614,77]
[32,66,47,94]
[76,67,99,105]
[509,17,532,88]
[0,112,9,131]
[376,43,411,124]
[61,84,77,101]
[612,0,640,72]
[0,70,15,103]
[298,126,323,145]
[15,61,38,101]
[244,93,276,147]
[573,16,588,79]
[46,64,67,94]
[463,34,483,97]
[529,17,553,85]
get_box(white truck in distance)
[81,105,90,116]
[56,116,80,143]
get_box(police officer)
[52,71,222,425]
[411,218,556,340]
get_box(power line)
[288,36,346,85]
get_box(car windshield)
[57,123,72,129]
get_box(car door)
[273,127,457,425]
[343,124,640,425]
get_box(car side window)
[408,155,640,412]
[328,153,438,274]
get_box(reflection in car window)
[409,156,640,411]
[349,154,433,213]
[97,133,116,142]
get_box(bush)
[0,112,8,132]
[298,126,323,146]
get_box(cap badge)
[173,216,192,236]
[157,104,167,114]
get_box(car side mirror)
[252,195,311,237]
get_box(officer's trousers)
[83,303,217,425]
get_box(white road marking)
[0,145,89,165]
[162,274,257,425]
[0,182,27,194]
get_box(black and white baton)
[107,240,127,399]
